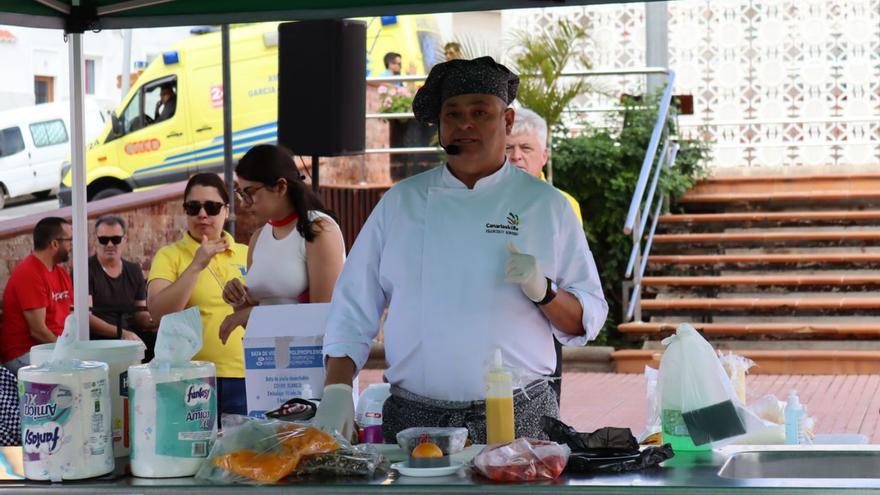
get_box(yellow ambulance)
[59,16,442,205]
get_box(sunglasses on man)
[97,235,124,245]
[183,200,226,216]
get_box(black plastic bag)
[565,444,674,474]
[542,417,639,451]
[541,416,674,474]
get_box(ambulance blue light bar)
[381,16,398,26]
[163,51,180,65]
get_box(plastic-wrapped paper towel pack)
[18,315,114,481]
[129,307,217,478]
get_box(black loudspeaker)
[278,20,366,157]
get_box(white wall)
[501,1,880,170]
[0,25,193,113]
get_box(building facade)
[0,25,192,113]
[503,0,880,171]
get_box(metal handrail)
[618,67,679,322]
[365,67,672,158]
[366,67,669,86]
[623,69,676,235]
[365,146,442,155]
[626,143,679,321]
[625,134,669,277]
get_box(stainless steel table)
[4,447,880,494]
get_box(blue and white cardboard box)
[243,303,331,418]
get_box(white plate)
[391,461,465,477]
[372,444,486,464]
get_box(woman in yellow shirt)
[147,173,249,415]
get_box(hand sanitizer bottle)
[785,390,804,445]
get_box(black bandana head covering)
[412,56,519,125]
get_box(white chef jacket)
[324,160,608,401]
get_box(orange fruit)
[411,441,444,458]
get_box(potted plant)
[379,84,438,181]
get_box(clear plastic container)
[395,427,469,455]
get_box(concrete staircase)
[613,173,880,374]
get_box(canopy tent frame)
[1,0,662,340]
[2,1,657,29]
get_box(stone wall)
[0,183,188,302]
[0,83,397,301]
[0,182,390,302]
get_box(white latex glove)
[505,241,547,303]
[313,384,355,441]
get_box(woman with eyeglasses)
[147,173,250,416]
[217,144,345,344]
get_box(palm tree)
[509,18,594,183]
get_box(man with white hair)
[506,107,584,403]
[506,107,582,225]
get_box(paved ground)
[358,370,880,442]
[0,195,57,221]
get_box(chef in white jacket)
[315,56,608,443]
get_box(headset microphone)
[436,120,461,156]
[442,143,461,156]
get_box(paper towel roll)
[18,361,114,481]
[129,361,217,478]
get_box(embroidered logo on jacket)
[486,212,520,236]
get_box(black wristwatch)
[536,278,558,306]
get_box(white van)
[0,100,104,209]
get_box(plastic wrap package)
[472,438,569,482]
[129,307,217,478]
[195,417,340,484]
[297,446,388,477]
[19,315,114,481]
[396,427,469,455]
[719,352,755,404]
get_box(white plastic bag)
[719,352,755,404]
[658,324,746,449]
[640,366,661,442]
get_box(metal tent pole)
[68,30,89,339]
[222,24,235,235]
[120,29,132,98]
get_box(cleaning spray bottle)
[485,348,515,444]
[785,390,804,445]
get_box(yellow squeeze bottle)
[485,348,515,445]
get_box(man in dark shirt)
[154,83,176,123]
[88,216,157,359]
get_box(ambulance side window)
[112,77,177,140]
[119,90,144,134]
[146,79,177,124]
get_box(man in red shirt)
[1,217,73,374]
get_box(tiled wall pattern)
[505,0,880,170]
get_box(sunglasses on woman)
[97,235,124,245]
[183,200,226,216]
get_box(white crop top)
[245,211,342,305]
